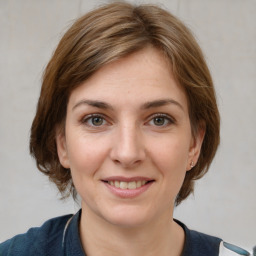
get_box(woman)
[0,2,251,256]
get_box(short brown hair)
[30,2,220,205]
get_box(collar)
[62,210,222,256]
[62,209,85,256]
[175,219,222,256]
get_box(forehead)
[68,46,188,111]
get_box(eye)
[152,116,167,126]
[148,114,175,127]
[82,114,107,127]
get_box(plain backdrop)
[0,0,255,251]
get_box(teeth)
[120,181,128,189]
[108,180,148,189]
[128,181,136,189]
[114,181,119,188]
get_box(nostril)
[113,159,121,165]
[111,156,143,168]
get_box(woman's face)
[56,46,204,228]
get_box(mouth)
[105,180,153,190]
[102,177,155,198]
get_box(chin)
[100,205,155,229]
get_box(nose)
[110,123,146,168]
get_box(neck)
[79,205,185,256]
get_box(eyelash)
[81,113,175,128]
[81,114,109,127]
[147,113,175,127]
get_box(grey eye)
[91,116,104,126]
[153,117,167,126]
[82,114,108,128]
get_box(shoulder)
[0,214,73,256]
[188,230,250,256]
[183,226,222,255]
[175,219,251,256]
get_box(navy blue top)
[0,210,235,256]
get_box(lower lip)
[103,182,154,198]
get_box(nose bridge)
[110,120,145,167]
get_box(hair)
[30,1,220,205]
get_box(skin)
[56,46,205,256]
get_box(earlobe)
[187,123,206,171]
[56,130,70,169]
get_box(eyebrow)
[72,99,184,111]
[72,100,114,111]
[141,99,184,111]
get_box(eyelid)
[149,113,175,120]
[81,113,109,127]
[146,113,176,126]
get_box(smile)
[107,180,147,190]
[102,177,155,198]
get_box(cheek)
[146,137,190,206]
[66,132,110,177]
[149,135,191,172]
[149,135,191,197]
[66,134,110,203]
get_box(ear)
[56,127,70,169]
[186,122,206,171]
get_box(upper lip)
[102,176,154,182]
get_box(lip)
[102,176,155,198]
[102,176,153,182]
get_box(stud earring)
[190,161,195,169]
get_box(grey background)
[0,0,255,251]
